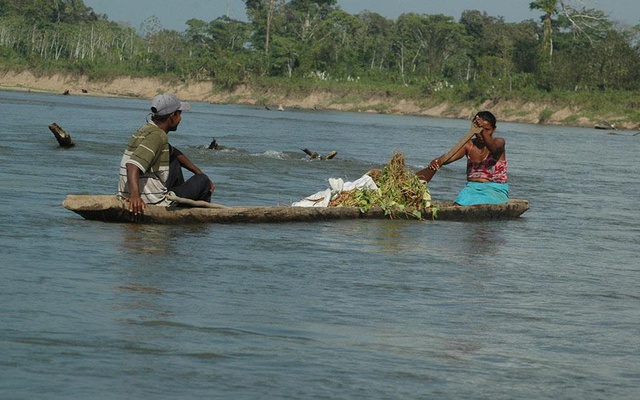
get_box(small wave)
[193,145,242,153]
[252,150,287,159]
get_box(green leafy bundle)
[331,152,431,219]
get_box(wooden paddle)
[415,120,483,182]
[167,192,227,208]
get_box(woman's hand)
[428,158,441,171]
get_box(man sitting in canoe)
[425,111,509,206]
[117,93,214,216]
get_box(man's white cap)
[151,93,190,116]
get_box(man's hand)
[128,196,146,215]
[125,163,145,221]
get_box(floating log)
[208,137,220,150]
[302,148,319,158]
[62,195,529,224]
[595,122,616,130]
[48,123,75,148]
[302,148,338,160]
[324,150,337,160]
[206,137,228,150]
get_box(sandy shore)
[1,70,636,129]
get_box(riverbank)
[1,70,637,129]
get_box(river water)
[1,91,638,399]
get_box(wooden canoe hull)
[62,195,529,224]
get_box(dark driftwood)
[302,148,319,158]
[595,122,616,130]
[324,150,338,159]
[208,138,221,150]
[62,195,529,224]
[48,123,75,148]
[302,148,338,160]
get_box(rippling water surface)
[1,91,638,399]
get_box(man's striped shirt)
[118,123,171,205]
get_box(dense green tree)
[0,0,101,25]
[2,0,640,99]
[313,8,364,77]
[357,11,394,76]
[244,0,286,74]
[529,0,557,64]
[393,13,467,84]
[183,16,252,82]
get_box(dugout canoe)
[62,195,529,224]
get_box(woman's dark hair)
[475,111,496,128]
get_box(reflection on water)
[120,224,175,255]
[458,223,508,260]
[119,224,212,255]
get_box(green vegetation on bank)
[2,0,640,125]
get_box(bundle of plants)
[330,152,431,218]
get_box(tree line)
[2,0,640,99]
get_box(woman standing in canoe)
[427,111,509,206]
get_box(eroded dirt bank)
[1,70,636,129]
